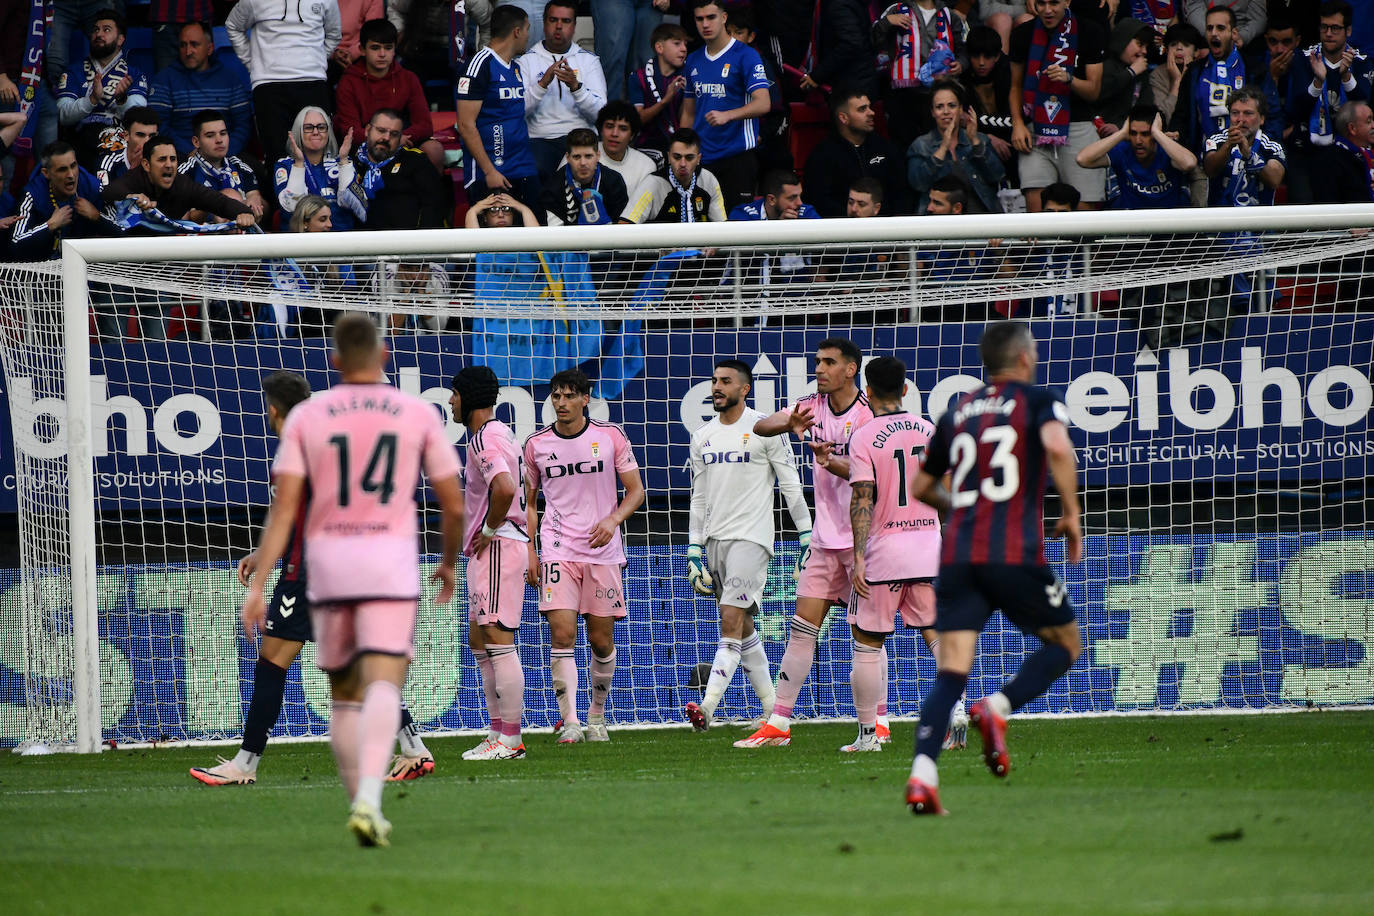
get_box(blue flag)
[591,249,700,400]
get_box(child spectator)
[960,25,1017,182]
[335,19,442,172]
[629,23,689,154]
[1148,21,1203,125]
[1094,17,1154,132]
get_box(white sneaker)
[347,801,392,848]
[467,739,527,760]
[840,730,882,753]
[557,721,585,744]
[945,700,969,750]
[584,720,610,742]
[461,736,497,760]
[189,756,257,786]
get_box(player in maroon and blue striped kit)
[904,321,1084,815]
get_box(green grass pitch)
[3,712,1372,915]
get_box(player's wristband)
[481,522,498,538]
[687,543,703,559]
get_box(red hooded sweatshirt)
[334,58,434,145]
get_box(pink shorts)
[847,580,936,635]
[467,536,530,631]
[309,598,418,672]
[538,560,627,618]
[797,546,854,604]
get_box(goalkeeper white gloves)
[793,529,812,582]
[687,544,715,596]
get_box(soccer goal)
[3,205,1372,753]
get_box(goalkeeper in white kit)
[685,359,812,732]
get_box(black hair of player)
[1320,1,1353,29]
[714,358,753,388]
[1041,181,1081,209]
[565,127,599,152]
[123,106,160,131]
[849,176,883,205]
[192,109,227,135]
[965,25,1002,59]
[549,368,592,397]
[1163,21,1203,49]
[727,6,755,33]
[762,169,801,200]
[597,100,642,135]
[452,365,502,422]
[816,337,861,367]
[1127,104,1159,127]
[671,127,702,151]
[142,134,180,162]
[691,0,727,15]
[864,356,907,400]
[1205,5,1236,30]
[360,18,399,47]
[262,370,312,416]
[94,8,126,36]
[40,140,76,168]
[930,174,970,209]
[979,321,1034,376]
[490,5,530,39]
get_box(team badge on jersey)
[591,442,600,458]
[721,63,730,77]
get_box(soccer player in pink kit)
[736,338,877,748]
[451,365,534,761]
[843,356,943,753]
[523,369,645,743]
[240,314,464,847]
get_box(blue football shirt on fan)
[683,38,770,163]
[456,47,538,184]
[1107,143,1189,210]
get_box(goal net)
[2,207,1371,752]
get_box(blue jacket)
[147,55,254,156]
[906,129,1005,214]
[10,166,108,260]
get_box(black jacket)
[810,0,879,98]
[102,168,254,222]
[358,147,447,230]
[1311,142,1374,203]
[803,129,910,216]
[540,165,629,225]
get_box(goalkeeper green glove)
[687,544,715,597]
[793,529,812,582]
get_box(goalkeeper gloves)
[687,544,715,597]
[793,529,812,582]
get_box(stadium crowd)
[0,0,1370,338]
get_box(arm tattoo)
[850,481,875,560]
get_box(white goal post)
[3,204,1371,753]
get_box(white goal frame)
[50,203,1374,752]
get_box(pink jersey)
[524,418,639,564]
[847,410,941,583]
[795,390,873,551]
[463,419,528,555]
[272,382,460,604]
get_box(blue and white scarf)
[1197,46,1244,138]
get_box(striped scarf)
[667,167,699,222]
[1197,46,1244,139]
[890,4,957,90]
[1023,10,1078,146]
[16,0,50,156]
